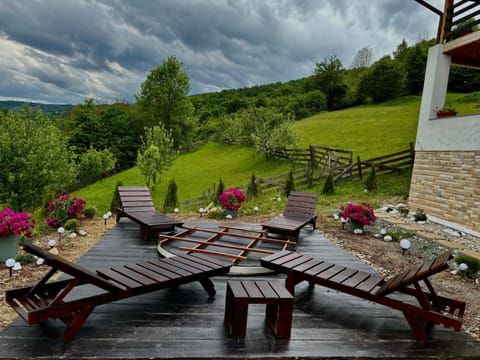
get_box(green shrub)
[15,253,36,265]
[284,170,296,197]
[84,206,96,219]
[247,173,260,198]
[365,166,377,191]
[455,255,480,279]
[110,181,123,212]
[64,218,81,230]
[163,178,179,213]
[321,171,335,195]
[213,178,225,205]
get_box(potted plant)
[0,208,35,262]
[434,105,457,118]
[339,202,376,233]
[218,188,248,218]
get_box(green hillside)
[293,96,421,158]
[75,97,426,214]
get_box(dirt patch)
[0,213,478,340]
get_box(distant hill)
[0,100,73,115]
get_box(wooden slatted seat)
[261,250,466,344]
[116,186,183,239]
[262,191,318,240]
[6,243,231,342]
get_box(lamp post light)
[5,258,15,277]
[400,239,411,255]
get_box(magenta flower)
[339,202,376,226]
[45,194,86,227]
[0,208,35,238]
[218,188,248,211]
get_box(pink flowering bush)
[339,202,376,226]
[0,208,35,238]
[45,194,86,227]
[218,188,248,211]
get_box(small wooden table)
[224,280,294,338]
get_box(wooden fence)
[180,143,414,208]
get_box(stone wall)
[409,151,480,232]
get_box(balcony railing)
[440,0,480,43]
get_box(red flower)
[218,188,248,211]
[339,202,376,226]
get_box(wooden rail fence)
[180,143,414,208]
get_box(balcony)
[440,0,480,68]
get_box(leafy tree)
[365,166,377,191]
[76,147,116,187]
[393,39,409,62]
[214,178,225,205]
[137,145,162,190]
[0,107,76,210]
[218,107,296,158]
[247,173,260,198]
[313,55,347,110]
[137,124,174,191]
[358,56,406,102]
[135,56,196,149]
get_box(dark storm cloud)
[0,0,444,104]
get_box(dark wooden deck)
[0,219,478,359]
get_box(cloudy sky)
[0,0,445,104]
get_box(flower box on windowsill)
[436,111,457,118]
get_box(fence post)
[409,142,415,164]
[357,156,363,180]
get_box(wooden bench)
[261,250,466,344]
[6,243,231,341]
[116,186,183,239]
[224,280,294,338]
[262,191,318,240]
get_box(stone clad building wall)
[409,151,480,232]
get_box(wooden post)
[409,142,415,165]
[357,156,363,180]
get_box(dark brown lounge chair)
[116,185,183,239]
[6,243,231,341]
[262,191,318,240]
[261,250,465,344]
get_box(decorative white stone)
[396,203,407,208]
[78,230,87,236]
[416,221,426,225]
[380,229,387,235]
[67,232,77,239]
[36,258,45,266]
[383,235,393,242]
[13,262,22,271]
[443,228,462,237]
[225,214,233,220]
[353,228,363,234]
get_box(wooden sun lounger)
[261,250,466,344]
[6,243,231,341]
[116,186,183,239]
[262,191,318,240]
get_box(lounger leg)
[402,309,429,344]
[61,303,95,342]
[199,278,216,298]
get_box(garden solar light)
[254,206,259,212]
[199,208,204,217]
[57,226,65,248]
[103,213,109,225]
[400,239,411,255]
[174,208,179,213]
[48,239,56,248]
[458,263,468,272]
[5,258,15,277]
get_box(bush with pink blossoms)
[0,208,35,238]
[218,188,248,211]
[45,194,86,227]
